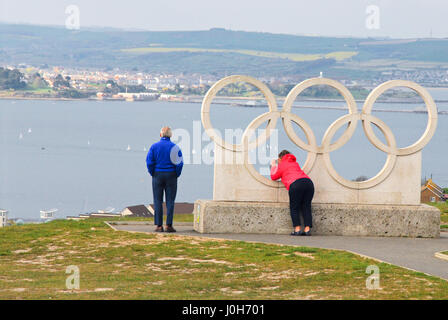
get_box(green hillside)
[1,24,448,77]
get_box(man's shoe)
[165,225,176,233]
[154,226,164,232]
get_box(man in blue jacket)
[146,126,183,232]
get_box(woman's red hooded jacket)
[270,153,310,190]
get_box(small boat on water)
[245,100,265,107]
[98,207,116,214]
[414,106,427,114]
[127,145,131,151]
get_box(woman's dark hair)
[278,150,291,159]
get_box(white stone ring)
[201,75,438,190]
[201,75,279,153]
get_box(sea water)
[0,96,447,219]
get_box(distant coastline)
[2,93,448,116]
[2,91,448,105]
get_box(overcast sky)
[1,0,447,38]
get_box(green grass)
[122,47,358,62]
[0,219,447,300]
[22,87,52,93]
[426,202,448,226]
[428,201,448,214]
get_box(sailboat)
[98,207,115,214]
[126,145,131,151]
[28,128,32,133]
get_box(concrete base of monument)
[193,200,440,238]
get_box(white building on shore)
[0,209,8,227]
[40,209,57,221]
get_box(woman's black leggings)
[288,178,314,228]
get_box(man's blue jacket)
[146,137,183,177]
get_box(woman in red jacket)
[270,150,314,236]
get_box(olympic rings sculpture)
[201,75,438,190]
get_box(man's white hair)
[160,126,172,138]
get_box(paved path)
[110,223,448,280]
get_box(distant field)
[22,88,52,93]
[122,47,358,62]
[3,24,448,76]
[338,59,448,71]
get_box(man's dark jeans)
[152,171,177,226]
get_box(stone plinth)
[193,200,440,238]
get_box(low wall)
[193,200,440,238]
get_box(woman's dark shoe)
[154,226,164,232]
[303,229,311,236]
[290,230,304,236]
